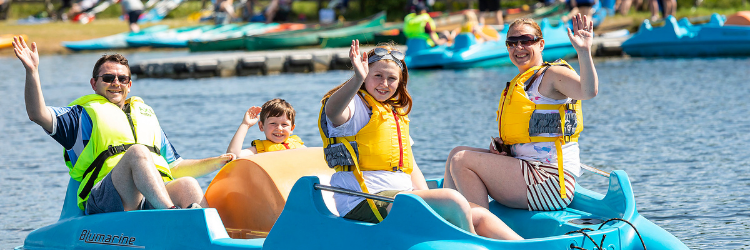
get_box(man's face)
[90,61,131,108]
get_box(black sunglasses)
[97,74,130,84]
[505,34,542,48]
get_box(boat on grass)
[1,34,27,49]
[187,23,304,52]
[621,13,750,57]
[244,12,386,51]
[62,25,170,51]
[17,148,688,250]
[405,18,576,69]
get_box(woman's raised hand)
[242,106,262,127]
[349,39,368,83]
[566,13,594,52]
[12,36,39,71]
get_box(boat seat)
[452,33,476,51]
[60,178,85,220]
[405,38,432,55]
[725,11,750,26]
[205,147,336,239]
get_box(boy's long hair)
[321,42,412,116]
[260,98,296,125]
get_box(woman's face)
[364,60,402,102]
[507,24,545,72]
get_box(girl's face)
[507,24,545,72]
[259,115,295,144]
[364,60,402,102]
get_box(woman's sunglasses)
[97,74,130,84]
[505,35,542,48]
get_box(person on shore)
[226,98,305,157]
[246,0,293,23]
[443,14,598,212]
[403,5,451,47]
[12,37,235,215]
[649,0,675,21]
[66,0,102,22]
[317,40,523,240]
[478,0,504,28]
[563,0,596,25]
[214,0,236,24]
[81,0,145,32]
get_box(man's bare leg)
[111,145,175,210]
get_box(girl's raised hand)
[12,36,39,71]
[349,39,368,83]
[566,13,594,52]
[242,106,262,127]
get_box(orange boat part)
[0,34,27,49]
[263,23,306,34]
[725,11,750,26]
[205,147,336,239]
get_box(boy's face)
[259,115,295,144]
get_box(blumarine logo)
[79,230,143,248]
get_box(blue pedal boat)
[621,13,750,57]
[62,25,170,51]
[17,148,688,250]
[405,18,577,69]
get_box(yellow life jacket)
[252,135,305,153]
[496,59,583,199]
[67,94,173,210]
[404,13,436,47]
[318,90,413,222]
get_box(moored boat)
[621,13,750,57]
[187,23,304,52]
[17,148,689,250]
[62,25,170,51]
[405,18,576,69]
[1,34,27,49]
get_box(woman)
[444,14,598,212]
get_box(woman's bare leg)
[449,150,527,209]
[443,146,488,189]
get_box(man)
[12,36,235,215]
[403,4,449,47]
[81,0,145,32]
[246,0,292,24]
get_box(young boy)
[227,98,305,157]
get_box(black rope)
[598,218,647,250]
[565,228,601,250]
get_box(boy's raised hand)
[12,36,39,72]
[242,106,262,127]
[349,39,368,83]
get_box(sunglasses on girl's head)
[97,74,130,84]
[372,47,405,61]
[505,35,541,48]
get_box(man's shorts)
[479,0,501,12]
[342,190,400,223]
[127,10,142,25]
[520,160,576,211]
[85,173,154,215]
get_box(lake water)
[1,52,748,249]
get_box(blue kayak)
[62,25,170,51]
[405,18,577,69]
[17,148,688,250]
[621,13,750,57]
[126,25,213,48]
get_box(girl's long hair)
[322,42,412,115]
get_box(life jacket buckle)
[563,135,572,142]
[565,103,575,110]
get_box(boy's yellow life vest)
[252,135,304,153]
[404,13,436,47]
[66,94,173,210]
[318,90,413,222]
[496,60,583,199]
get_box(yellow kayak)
[0,34,27,49]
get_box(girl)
[317,40,522,240]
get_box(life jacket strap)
[78,144,165,200]
[339,137,385,222]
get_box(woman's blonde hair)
[322,42,412,115]
[507,18,543,39]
